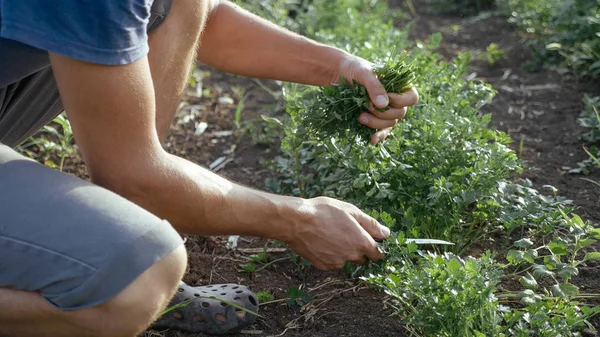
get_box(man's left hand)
[335,55,419,145]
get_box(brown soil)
[25,2,600,336]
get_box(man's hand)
[286,197,389,270]
[336,56,420,145]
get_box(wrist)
[264,194,313,243]
[326,48,355,85]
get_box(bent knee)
[113,244,188,310]
[78,245,188,336]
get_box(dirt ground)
[49,2,600,336]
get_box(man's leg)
[0,145,187,337]
[0,246,186,337]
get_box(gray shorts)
[0,0,184,310]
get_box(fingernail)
[374,134,383,144]
[375,95,388,107]
[380,226,390,237]
[360,115,369,124]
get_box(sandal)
[152,282,259,335]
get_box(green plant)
[365,245,506,337]
[505,212,600,293]
[578,95,600,143]
[570,146,600,175]
[481,42,506,65]
[499,212,600,335]
[360,226,600,337]
[17,112,74,171]
[256,291,275,303]
[286,285,312,307]
[238,247,270,273]
[489,180,574,236]
[241,112,286,147]
[280,51,520,253]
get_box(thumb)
[360,70,389,109]
[352,210,391,239]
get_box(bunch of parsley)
[291,57,416,142]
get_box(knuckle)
[409,89,420,105]
[358,242,372,252]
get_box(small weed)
[570,146,600,175]
[480,42,505,65]
[238,262,257,273]
[18,112,74,171]
[286,285,312,307]
[238,246,270,273]
[232,90,249,144]
[256,291,275,303]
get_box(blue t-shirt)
[0,0,153,87]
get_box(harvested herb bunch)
[294,57,416,142]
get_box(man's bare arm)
[49,53,387,270]
[199,1,419,144]
[199,1,345,86]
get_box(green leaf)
[261,115,283,127]
[507,250,525,265]
[447,259,462,274]
[523,249,538,263]
[571,215,585,228]
[516,289,535,298]
[548,241,568,256]
[406,241,418,254]
[517,289,539,305]
[551,283,579,297]
[514,238,533,249]
[556,264,578,279]
[366,185,377,198]
[543,255,561,268]
[520,273,538,290]
[576,238,597,249]
[583,252,600,262]
[532,264,554,278]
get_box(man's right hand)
[285,196,389,270]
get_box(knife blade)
[373,237,454,245]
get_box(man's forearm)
[198,1,348,86]
[124,152,305,241]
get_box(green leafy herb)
[292,57,416,142]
